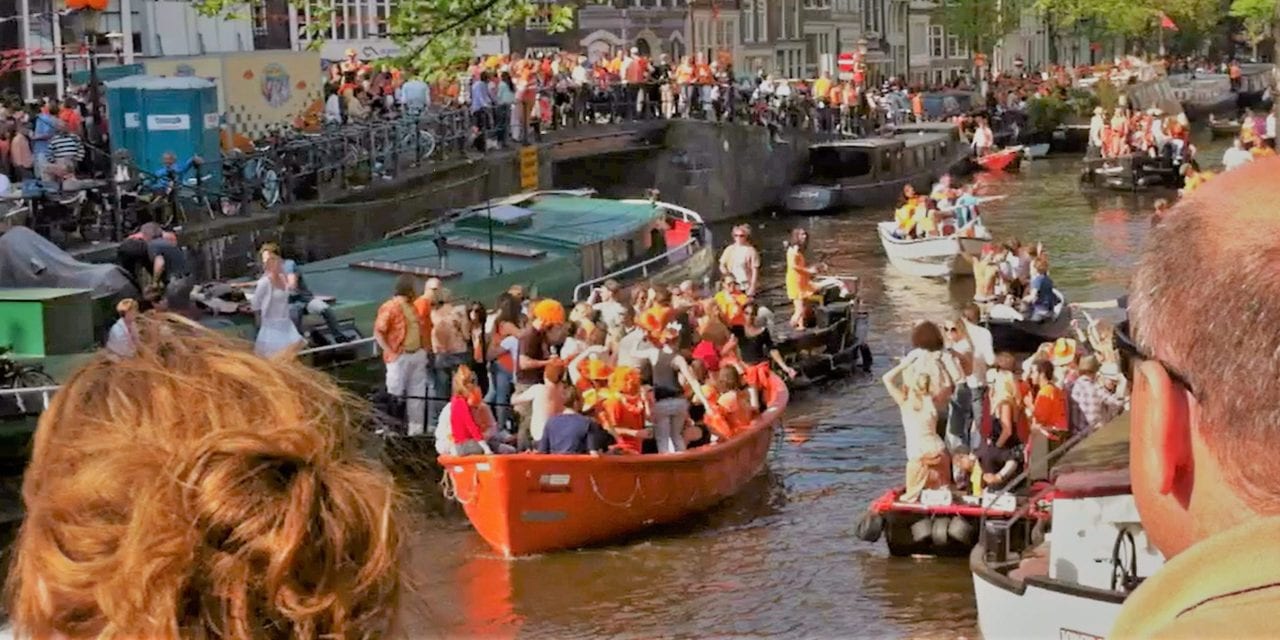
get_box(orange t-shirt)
[1032,383,1068,433]
[601,393,646,453]
[694,63,714,85]
[638,304,674,338]
[714,291,747,327]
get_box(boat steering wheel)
[1110,527,1143,593]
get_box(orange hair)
[532,299,565,326]
[6,314,405,639]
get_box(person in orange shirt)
[373,275,432,435]
[1024,359,1067,473]
[713,276,747,332]
[693,54,714,118]
[911,90,924,123]
[600,366,650,453]
[706,366,758,439]
[675,56,695,117]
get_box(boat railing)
[0,337,382,414]
[383,188,600,240]
[572,199,709,302]
[978,429,1093,564]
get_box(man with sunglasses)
[718,224,759,297]
[1111,158,1280,637]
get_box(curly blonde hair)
[6,314,406,639]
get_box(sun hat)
[1051,338,1078,367]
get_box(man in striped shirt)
[47,122,84,173]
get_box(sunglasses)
[1114,320,1200,400]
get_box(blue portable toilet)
[106,75,221,189]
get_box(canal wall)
[148,119,818,281]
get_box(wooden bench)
[445,237,546,258]
[349,261,462,279]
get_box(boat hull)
[977,148,1024,172]
[1024,143,1050,160]
[987,303,1072,354]
[785,156,972,213]
[877,222,988,279]
[439,421,775,557]
[972,542,1124,640]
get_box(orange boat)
[439,421,776,557]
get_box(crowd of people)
[362,225,796,457]
[0,97,92,189]
[887,303,1127,503]
[889,175,988,241]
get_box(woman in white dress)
[883,350,951,503]
[251,253,305,357]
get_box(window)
[742,0,756,42]
[793,0,801,37]
[909,20,926,57]
[803,0,831,8]
[928,25,943,58]
[759,0,768,41]
[525,2,553,30]
[950,67,964,81]
[932,68,944,85]
[251,1,269,36]
[946,33,966,59]
[778,0,788,39]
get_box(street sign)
[519,147,539,191]
[837,52,857,74]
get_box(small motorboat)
[1210,118,1242,138]
[438,418,777,557]
[976,147,1024,172]
[1080,155,1184,192]
[984,289,1073,354]
[855,487,1048,557]
[1023,143,1050,160]
[877,221,991,280]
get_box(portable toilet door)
[104,74,151,167]
[137,76,222,192]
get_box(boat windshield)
[809,147,873,184]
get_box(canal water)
[403,139,1222,639]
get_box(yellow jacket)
[1110,516,1280,638]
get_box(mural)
[260,63,292,108]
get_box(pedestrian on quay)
[1110,158,1280,637]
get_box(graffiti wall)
[144,50,323,139]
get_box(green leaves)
[1229,0,1277,45]
[941,0,1026,55]
[1035,0,1228,40]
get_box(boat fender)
[854,510,885,543]
[910,517,934,545]
[947,515,976,546]
[931,516,951,548]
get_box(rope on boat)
[589,474,641,508]
[439,469,480,506]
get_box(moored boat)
[976,147,1025,172]
[1079,155,1184,192]
[984,289,1072,354]
[971,415,1164,640]
[877,221,990,280]
[784,123,970,213]
[438,418,777,557]
[1210,118,1242,138]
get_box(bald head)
[1130,157,1280,508]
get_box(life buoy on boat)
[931,517,951,547]
[910,517,933,545]
[854,509,885,542]
[947,515,976,546]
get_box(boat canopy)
[0,226,137,301]
[301,194,669,306]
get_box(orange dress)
[785,245,813,301]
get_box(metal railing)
[0,337,382,414]
[572,199,710,302]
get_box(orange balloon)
[85,0,107,10]
[65,0,88,9]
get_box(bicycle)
[0,346,56,415]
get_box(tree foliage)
[193,0,576,79]
[941,0,1027,55]
[1034,0,1223,40]
[1230,0,1278,47]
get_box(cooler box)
[0,288,95,357]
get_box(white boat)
[971,415,1166,640]
[876,221,990,279]
[1024,143,1051,159]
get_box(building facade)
[508,0,583,58]
[578,0,689,63]
[688,0,740,67]
[800,0,863,78]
